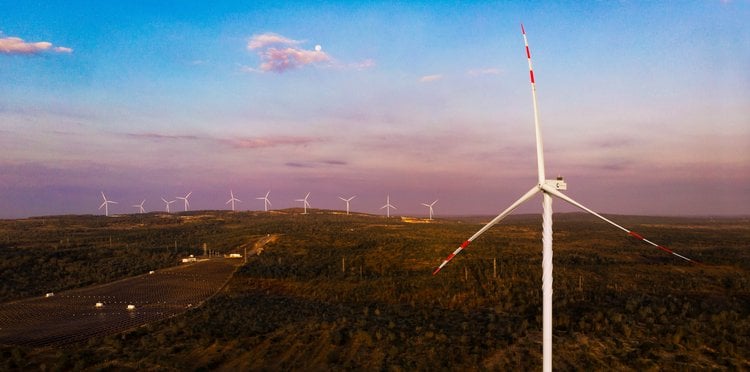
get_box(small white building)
[228,253,242,258]
[181,254,197,263]
[127,304,136,311]
[95,302,104,308]
[45,292,54,298]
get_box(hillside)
[1,211,749,370]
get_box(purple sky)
[1,2,749,218]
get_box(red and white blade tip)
[432,240,471,275]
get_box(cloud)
[259,47,331,73]
[0,36,72,55]
[247,33,301,50]
[244,32,331,73]
[419,74,443,83]
[125,132,201,142]
[467,68,502,76]
[285,159,348,168]
[285,162,313,168]
[122,131,322,150]
[53,46,73,53]
[349,59,376,70]
[322,160,347,165]
[221,135,320,149]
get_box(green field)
[1,210,748,370]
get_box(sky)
[1,1,749,218]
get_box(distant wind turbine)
[99,192,117,217]
[256,191,272,211]
[176,191,192,212]
[161,198,176,213]
[432,24,699,372]
[132,199,146,214]
[295,192,311,214]
[421,199,438,220]
[338,196,356,215]
[380,195,396,218]
[226,190,241,211]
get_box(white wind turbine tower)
[99,192,117,217]
[295,192,311,214]
[380,195,396,218]
[256,191,272,212]
[132,199,146,214]
[176,191,192,212]
[226,190,241,211]
[432,24,699,372]
[421,199,438,220]
[338,196,356,215]
[161,198,176,213]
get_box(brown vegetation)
[0,211,748,370]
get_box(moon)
[314,44,322,52]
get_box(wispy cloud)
[124,131,321,150]
[322,160,347,165]
[247,33,302,50]
[245,32,330,73]
[467,68,502,77]
[0,36,72,55]
[125,132,201,142]
[349,59,376,70]
[419,74,443,83]
[285,159,348,168]
[221,135,321,149]
[285,162,313,168]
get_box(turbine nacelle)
[543,176,567,191]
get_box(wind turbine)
[226,190,241,211]
[256,191,272,212]
[432,24,698,372]
[380,195,396,218]
[132,199,146,214]
[421,199,438,220]
[161,198,176,213]
[99,192,117,217]
[295,192,311,214]
[338,195,356,215]
[176,191,192,212]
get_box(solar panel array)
[0,258,240,347]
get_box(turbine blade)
[433,186,540,275]
[522,24,546,185]
[541,185,700,264]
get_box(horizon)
[7,205,749,221]
[2,2,749,218]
